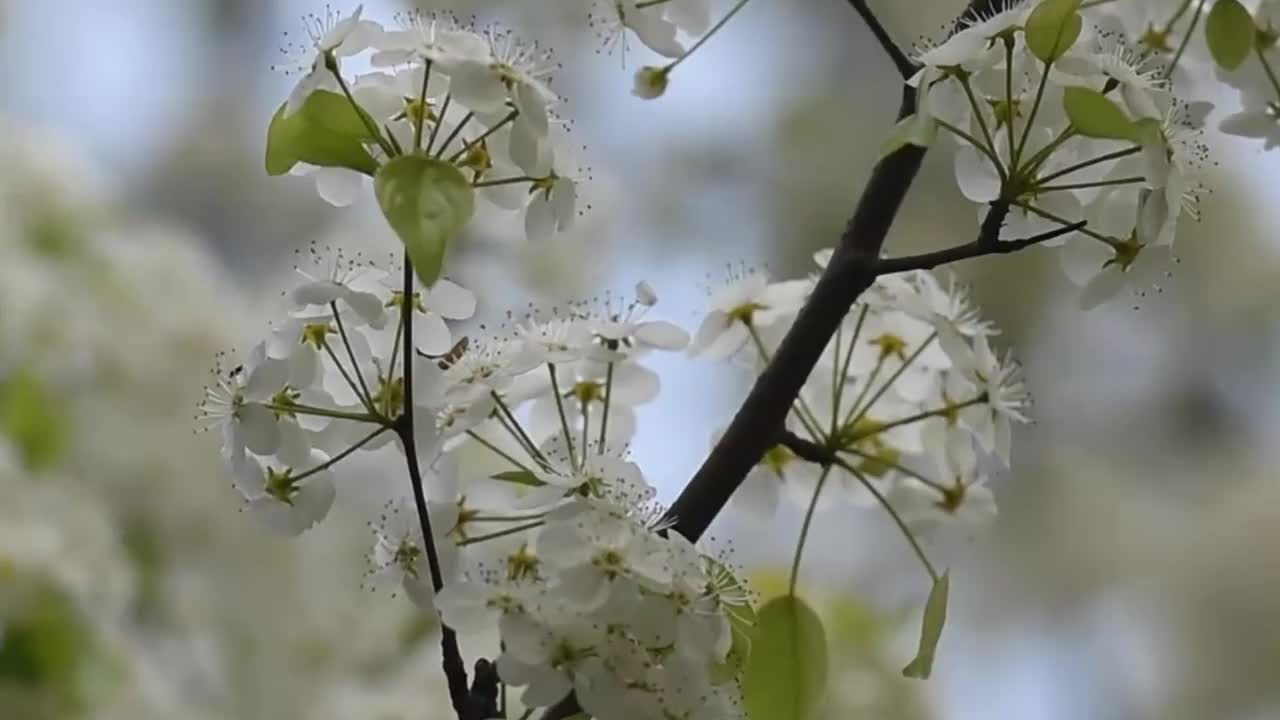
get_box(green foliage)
[0,574,116,717]
[1206,0,1255,71]
[1063,86,1139,141]
[742,595,828,720]
[264,90,379,177]
[374,155,476,288]
[1024,0,1083,63]
[489,470,547,487]
[902,572,950,679]
[880,113,938,161]
[0,368,68,471]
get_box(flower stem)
[414,60,433,151]
[328,59,396,158]
[435,111,475,160]
[598,361,615,453]
[459,520,546,547]
[1164,1,1203,80]
[788,465,832,596]
[959,76,1004,180]
[1014,59,1052,172]
[1035,176,1146,193]
[331,302,375,409]
[1016,200,1113,244]
[748,325,824,441]
[848,332,937,429]
[472,175,537,188]
[448,109,519,164]
[831,306,868,434]
[491,392,548,468]
[838,460,939,582]
[467,430,540,478]
[291,427,387,482]
[850,396,984,442]
[548,364,577,468]
[265,402,383,424]
[396,256,471,717]
[666,0,754,72]
[1034,146,1141,186]
[426,93,451,155]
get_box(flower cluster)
[1215,0,1280,148]
[586,0,759,99]
[694,255,1028,543]
[913,0,1208,308]
[275,6,582,243]
[201,238,751,715]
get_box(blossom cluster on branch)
[193,0,1275,718]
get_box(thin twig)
[395,258,471,719]
[877,218,1088,275]
[847,0,917,78]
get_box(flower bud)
[632,66,670,100]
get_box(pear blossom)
[233,451,336,536]
[689,271,808,360]
[937,327,1030,464]
[278,5,379,115]
[364,499,460,609]
[591,0,686,61]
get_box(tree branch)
[877,216,1088,275]
[663,0,1009,545]
[847,0,917,78]
[540,4,1006,719]
[664,83,925,543]
[396,259,473,719]
[777,429,836,466]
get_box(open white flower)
[937,328,1029,465]
[689,272,808,360]
[233,451,336,536]
[364,499,459,609]
[279,5,379,115]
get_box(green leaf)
[879,113,937,161]
[1063,86,1139,141]
[489,470,546,487]
[902,571,950,679]
[265,90,379,177]
[374,156,476,287]
[1024,0,1083,63]
[742,595,828,720]
[1206,0,1255,71]
[0,368,68,470]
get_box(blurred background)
[2,0,1280,718]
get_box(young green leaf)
[880,113,938,162]
[375,156,476,287]
[1206,0,1255,71]
[902,571,950,679]
[489,470,547,487]
[1063,86,1139,141]
[742,595,828,720]
[1024,0,1083,63]
[265,90,379,177]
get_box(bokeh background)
[2,0,1280,718]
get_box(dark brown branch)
[540,4,1006,720]
[397,259,473,719]
[847,0,917,78]
[877,216,1088,275]
[663,0,1009,545]
[663,83,925,543]
[777,430,836,466]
